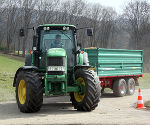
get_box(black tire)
[126,78,135,95]
[16,71,43,113]
[113,78,127,97]
[25,54,31,66]
[70,68,101,111]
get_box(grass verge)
[138,73,150,89]
[0,55,24,101]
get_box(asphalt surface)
[0,89,150,124]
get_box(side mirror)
[33,35,37,51]
[87,28,93,36]
[19,28,24,37]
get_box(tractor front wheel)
[70,68,101,111]
[16,71,43,113]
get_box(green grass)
[0,55,24,101]
[138,73,150,89]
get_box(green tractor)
[13,24,101,113]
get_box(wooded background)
[0,0,150,72]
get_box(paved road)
[0,89,150,124]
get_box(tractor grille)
[47,57,66,66]
[48,71,64,75]
[47,57,66,75]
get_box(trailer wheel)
[126,78,135,95]
[16,71,43,113]
[70,69,101,111]
[113,78,127,97]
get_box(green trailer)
[84,48,143,97]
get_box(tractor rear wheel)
[16,71,43,113]
[113,78,127,97]
[126,78,135,95]
[70,68,101,111]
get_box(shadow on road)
[101,92,117,98]
[0,96,82,120]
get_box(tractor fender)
[74,65,100,84]
[74,65,91,71]
[13,66,38,87]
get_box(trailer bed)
[84,48,143,77]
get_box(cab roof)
[38,24,76,28]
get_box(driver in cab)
[51,34,64,48]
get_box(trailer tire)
[16,71,43,113]
[126,78,135,95]
[113,78,127,97]
[70,68,101,111]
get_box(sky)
[86,0,132,13]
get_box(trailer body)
[84,48,143,96]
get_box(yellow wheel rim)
[18,80,26,104]
[74,77,85,102]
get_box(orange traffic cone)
[136,88,146,109]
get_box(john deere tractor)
[13,24,101,113]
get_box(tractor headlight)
[47,66,65,71]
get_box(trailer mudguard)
[13,66,38,87]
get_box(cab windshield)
[40,29,75,67]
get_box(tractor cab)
[37,24,76,67]
[33,24,77,70]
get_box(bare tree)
[20,0,37,56]
[4,0,18,53]
[82,4,116,48]
[0,0,7,49]
[123,0,150,49]
[36,0,60,25]
[57,0,86,24]
[98,7,116,48]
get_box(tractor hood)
[47,48,66,57]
